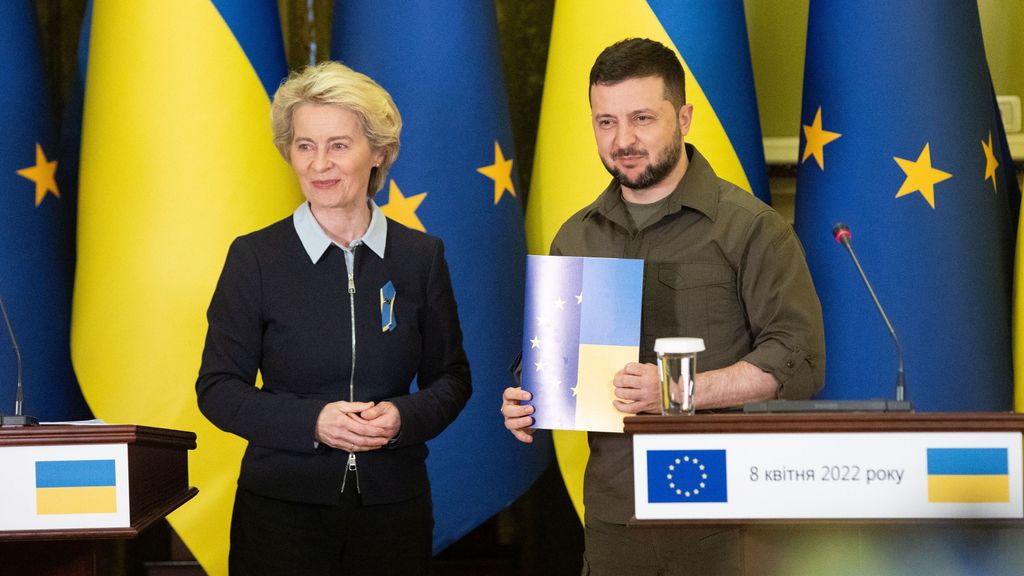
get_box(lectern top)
[0,424,196,449]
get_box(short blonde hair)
[271,61,402,196]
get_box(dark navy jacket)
[196,215,471,506]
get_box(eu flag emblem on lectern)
[647,450,728,503]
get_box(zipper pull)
[341,452,358,494]
[348,273,355,294]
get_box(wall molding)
[763,135,1024,166]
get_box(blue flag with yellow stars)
[793,1,1017,411]
[646,450,728,503]
[0,0,89,422]
[332,1,553,553]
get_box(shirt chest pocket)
[647,262,746,362]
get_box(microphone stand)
[833,225,911,411]
[0,297,38,427]
[742,225,912,413]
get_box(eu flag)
[332,1,553,553]
[793,1,1015,411]
[0,0,89,422]
[647,449,728,503]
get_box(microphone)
[832,223,909,409]
[0,296,38,427]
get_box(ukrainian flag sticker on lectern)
[36,459,118,515]
[927,448,1009,503]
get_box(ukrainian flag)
[72,2,297,574]
[927,448,1009,504]
[36,459,116,515]
[527,0,768,521]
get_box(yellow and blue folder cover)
[522,255,643,433]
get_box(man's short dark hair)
[589,38,686,109]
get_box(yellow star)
[894,143,952,209]
[530,336,541,349]
[982,131,999,194]
[16,143,60,206]
[476,141,516,205]
[534,361,545,372]
[380,179,427,232]
[575,292,583,304]
[801,106,842,170]
[570,385,579,397]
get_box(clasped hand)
[315,400,399,452]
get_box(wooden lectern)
[625,412,1024,573]
[0,425,197,576]
[625,411,1024,438]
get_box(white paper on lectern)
[0,443,131,531]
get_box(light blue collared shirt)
[292,200,388,270]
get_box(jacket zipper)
[340,257,360,494]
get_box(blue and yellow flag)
[0,0,89,422]
[526,0,768,521]
[332,0,553,553]
[793,1,1016,411]
[72,2,298,574]
[36,459,118,515]
[927,448,1009,503]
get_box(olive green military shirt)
[550,144,825,524]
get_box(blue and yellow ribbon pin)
[380,281,397,332]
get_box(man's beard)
[603,134,683,191]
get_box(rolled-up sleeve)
[738,212,826,400]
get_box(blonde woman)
[197,62,471,575]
